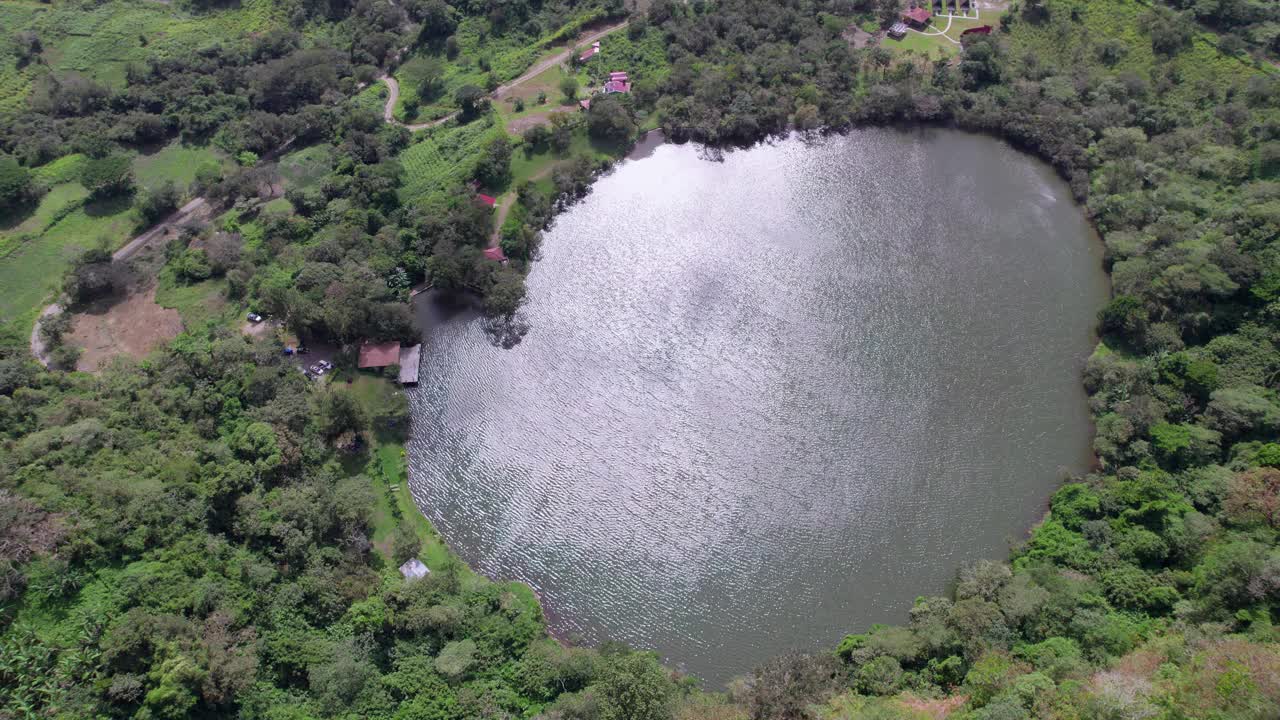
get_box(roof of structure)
[476,193,496,206]
[603,80,631,93]
[903,7,931,23]
[483,246,507,262]
[399,558,430,580]
[579,46,599,61]
[358,341,401,368]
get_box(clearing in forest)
[64,286,183,372]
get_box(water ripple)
[405,128,1108,684]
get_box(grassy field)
[0,195,135,326]
[133,142,224,193]
[399,118,508,204]
[884,13,1003,60]
[154,276,232,331]
[277,144,335,191]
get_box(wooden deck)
[399,344,422,385]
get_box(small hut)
[399,558,430,581]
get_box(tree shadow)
[82,193,133,218]
[483,313,529,349]
[0,198,40,232]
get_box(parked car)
[318,360,333,370]
[247,312,263,323]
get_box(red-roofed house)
[579,46,599,62]
[359,341,401,368]
[579,99,591,111]
[483,246,507,262]
[603,80,631,94]
[961,25,993,36]
[902,7,931,26]
[609,72,629,82]
[476,193,496,207]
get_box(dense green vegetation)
[5,0,1280,718]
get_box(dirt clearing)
[66,286,184,372]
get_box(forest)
[3,0,1280,718]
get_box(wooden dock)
[399,344,421,385]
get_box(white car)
[246,312,263,323]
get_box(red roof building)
[476,193,496,207]
[358,341,401,368]
[483,246,507,262]
[603,80,631,94]
[961,25,993,36]
[902,7,931,26]
[609,71,629,82]
[579,99,591,110]
[579,46,599,62]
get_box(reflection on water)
[406,129,1108,684]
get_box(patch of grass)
[369,441,463,574]
[885,27,960,60]
[277,144,334,190]
[261,197,293,215]
[133,142,223,193]
[154,276,232,331]
[0,183,89,257]
[509,131,612,186]
[32,154,88,186]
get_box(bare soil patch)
[843,26,879,49]
[506,111,568,134]
[66,286,184,372]
[900,694,968,719]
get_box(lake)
[405,128,1108,684]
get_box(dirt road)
[381,20,628,132]
[113,198,208,262]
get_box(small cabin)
[902,7,931,27]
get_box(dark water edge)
[406,127,1109,685]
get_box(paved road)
[381,20,629,132]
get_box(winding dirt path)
[490,163,556,245]
[113,198,208,262]
[381,20,628,132]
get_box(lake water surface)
[406,129,1108,684]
